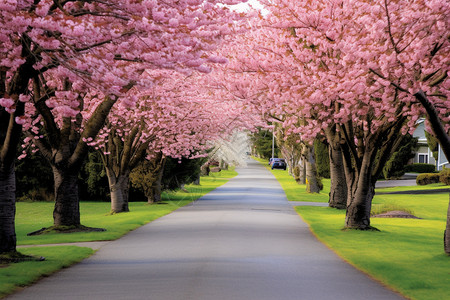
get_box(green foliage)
[416,173,441,185]
[162,156,206,190]
[79,150,109,201]
[438,167,450,185]
[383,135,417,179]
[250,128,279,159]
[314,138,330,178]
[404,163,436,173]
[424,130,439,161]
[15,149,53,201]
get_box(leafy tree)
[15,147,53,201]
[78,150,109,202]
[163,157,206,191]
[0,0,247,253]
[250,129,278,159]
[130,152,166,204]
[383,135,418,180]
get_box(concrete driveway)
[8,160,405,300]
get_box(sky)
[232,0,266,12]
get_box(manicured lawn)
[2,169,237,298]
[0,247,94,298]
[255,158,450,300]
[16,169,237,246]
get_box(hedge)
[416,173,440,185]
[404,163,436,173]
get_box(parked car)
[270,158,287,170]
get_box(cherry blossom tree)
[231,0,448,231]
[0,0,247,254]
[349,0,449,250]
[86,69,254,213]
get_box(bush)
[416,173,440,185]
[439,168,450,185]
[404,163,436,173]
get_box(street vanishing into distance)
[8,160,405,300]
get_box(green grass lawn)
[1,169,237,299]
[0,246,94,298]
[254,158,450,300]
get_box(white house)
[412,119,449,170]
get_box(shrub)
[416,173,440,185]
[404,163,436,173]
[439,168,450,185]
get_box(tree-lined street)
[8,160,404,300]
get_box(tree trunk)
[147,159,165,204]
[193,174,200,185]
[305,145,321,193]
[328,138,347,209]
[52,166,81,227]
[106,167,130,213]
[299,159,306,184]
[0,164,17,253]
[414,91,450,255]
[345,160,376,230]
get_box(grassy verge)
[0,246,94,298]
[254,158,450,300]
[2,169,237,298]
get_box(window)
[418,154,428,164]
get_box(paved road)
[9,160,405,300]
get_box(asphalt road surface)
[9,160,405,300]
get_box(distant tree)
[163,157,206,191]
[15,147,53,201]
[130,152,166,204]
[251,128,278,159]
[79,150,109,201]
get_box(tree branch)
[414,90,450,162]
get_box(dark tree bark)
[0,164,17,253]
[147,157,166,204]
[0,53,34,253]
[325,127,347,209]
[341,116,406,230]
[345,153,377,229]
[414,90,450,255]
[52,166,81,226]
